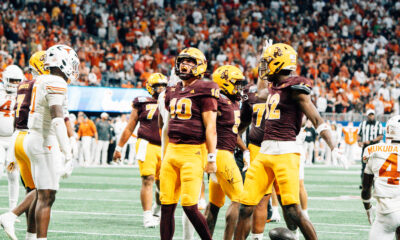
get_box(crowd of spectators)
[0,0,400,115]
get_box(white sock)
[251,233,263,240]
[182,212,195,240]
[272,206,279,214]
[143,210,152,222]
[37,238,47,240]
[26,232,37,240]
[291,229,299,240]
[7,170,19,210]
[302,209,309,220]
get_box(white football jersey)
[0,90,16,137]
[28,75,68,137]
[364,143,400,213]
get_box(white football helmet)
[386,115,400,141]
[2,65,25,93]
[44,44,80,83]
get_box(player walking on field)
[113,73,167,228]
[159,47,218,240]
[362,115,400,240]
[234,41,338,240]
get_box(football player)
[0,52,49,240]
[234,42,338,240]
[25,44,78,239]
[0,65,24,213]
[362,115,400,240]
[204,65,246,240]
[159,47,218,240]
[113,73,167,228]
[239,83,281,238]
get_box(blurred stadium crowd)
[0,0,400,115]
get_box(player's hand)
[113,150,121,162]
[366,205,375,225]
[358,142,363,147]
[60,152,73,179]
[205,153,217,174]
[242,150,250,172]
[262,38,273,53]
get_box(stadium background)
[0,0,399,239]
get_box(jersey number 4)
[0,100,12,117]
[379,153,400,185]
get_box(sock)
[251,233,264,240]
[7,170,19,210]
[272,206,279,214]
[160,204,177,240]
[182,212,195,240]
[143,210,152,223]
[291,229,299,240]
[302,209,310,220]
[37,238,47,240]
[182,204,212,240]
[26,232,37,240]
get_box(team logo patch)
[273,47,283,58]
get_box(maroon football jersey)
[165,80,219,144]
[133,97,161,145]
[241,85,265,146]
[263,76,312,141]
[14,80,35,130]
[216,94,240,152]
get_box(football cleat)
[143,217,159,228]
[0,212,17,240]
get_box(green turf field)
[0,165,370,239]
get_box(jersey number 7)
[379,153,400,185]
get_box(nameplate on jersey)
[368,145,399,155]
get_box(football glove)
[243,150,250,172]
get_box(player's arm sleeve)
[239,101,252,133]
[200,97,218,112]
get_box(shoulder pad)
[44,76,68,95]
[291,84,312,95]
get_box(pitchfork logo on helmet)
[146,73,168,98]
[259,43,297,80]
[44,44,80,83]
[212,65,245,100]
[386,115,400,141]
[2,65,25,93]
[29,51,50,77]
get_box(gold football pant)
[209,149,243,207]
[160,143,207,206]
[136,138,162,180]
[240,153,300,206]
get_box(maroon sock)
[183,204,212,240]
[160,204,177,240]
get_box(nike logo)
[47,146,52,151]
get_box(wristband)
[115,145,123,152]
[316,123,329,134]
[362,198,371,204]
[207,153,216,162]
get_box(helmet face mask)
[175,48,207,81]
[146,73,168,98]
